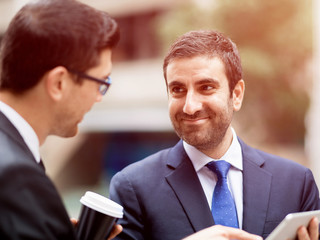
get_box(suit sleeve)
[109,171,145,240]
[300,168,320,211]
[0,162,76,240]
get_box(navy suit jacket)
[0,111,76,239]
[110,139,320,240]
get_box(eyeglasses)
[67,69,111,95]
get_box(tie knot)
[206,160,230,179]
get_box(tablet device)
[266,210,320,240]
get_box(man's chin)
[69,127,79,138]
[181,134,209,148]
[58,127,79,138]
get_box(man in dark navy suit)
[110,30,320,240]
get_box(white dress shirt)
[0,101,40,163]
[183,128,243,229]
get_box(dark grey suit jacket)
[0,111,76,239]
[110,139,320,240]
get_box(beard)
[170,102,233,151]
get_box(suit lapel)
[240,139,272,236]
[165,141,214,232]
[0,111,36,162]
[164,139,273,235]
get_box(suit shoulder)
[110,146,175,188]
[242,140,309,172]
[0,134,32,167]
[118,147,172,173]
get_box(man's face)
[55,48,113,138]
[166,55,244,154]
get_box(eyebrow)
[196,78,220,86]
[168,81,185,88]
[168,77,221,89]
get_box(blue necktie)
[207,160,239,228]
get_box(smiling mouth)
[182,117,208,124]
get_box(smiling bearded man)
[109,30,320,240]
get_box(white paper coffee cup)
[80,191,123,218]
[76,191,123,240]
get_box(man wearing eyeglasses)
[0,0,120,239]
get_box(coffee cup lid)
[80,191,123,218]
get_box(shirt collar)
[183,127,243,172]
[0,101,40,163]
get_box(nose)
[183,91,202,115]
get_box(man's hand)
[182,225,262,240]
[70,218,77,227]
[107,224,123,240]
[70,218,122,240]
[296,217,319,240]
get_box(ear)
[45,66,69,102]
[232,79,245,112]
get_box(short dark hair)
[163,30,242,93]
[0,0,119,93]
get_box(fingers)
[297,217,319,240]
[70,218,78,227]
[181,225,262,240]
[307,217,319,240]
[107,224,123,240]
[297,226,310,240]
[222,226,262,240]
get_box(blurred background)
[0,0,319,218]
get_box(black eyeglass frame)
[67,69,111,95]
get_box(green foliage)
[155,0,312,143]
